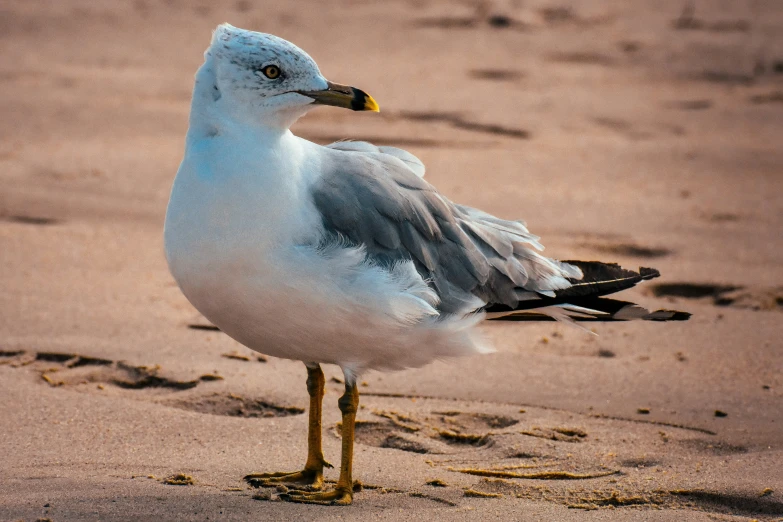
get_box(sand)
[1,0,782,520]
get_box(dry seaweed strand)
[372,409,421,432]
[520,427,585,442]
[436,429,489,444]
[488,462,558,471]
[449,467,619,480]
[163,473,195,485]
[221,352,251,361]
[409,491,458,505]
[464,489,503,498]
[552,427,587,437]
[41,373,63,387]
[569,490,652,509]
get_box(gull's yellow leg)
[245,363,331,490]
[283,380,359,505]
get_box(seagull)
[164,24,689,505]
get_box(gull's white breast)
[165,129,327,359]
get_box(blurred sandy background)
[1,0,782,520]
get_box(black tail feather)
[556,260,660,298]
[484,261,690,322]
[487,296,691,322]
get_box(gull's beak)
[298,81,380,112]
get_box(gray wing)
[314,141,582,314]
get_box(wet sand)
[1,0,782,520]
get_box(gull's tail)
[485,261,691,323]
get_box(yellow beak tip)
[365,97,380,112]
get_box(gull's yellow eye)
[261,65,281,79]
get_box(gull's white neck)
[165,57,325,280]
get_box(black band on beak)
[298,81,379,112]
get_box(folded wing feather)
[314,141,582,315]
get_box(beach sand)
[1,0,781,520]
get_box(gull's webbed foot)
[244,464,331,491]
[246,366,361,506]
[280,485,353,505]
[278,378,360,506]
